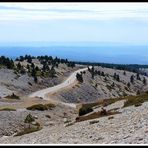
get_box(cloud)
[0,2,148,21]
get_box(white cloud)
[0,2,148,21]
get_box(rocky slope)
[0,100,147,144]
[0,60,80,98]
[55,66,148,103]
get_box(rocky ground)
[0,102,76,139]
[0,100,147,144]
[0,62,80,98]
[0,63,148,144]
[55,66,148,103]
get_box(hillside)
[0,55,148,144]
[0,98,147,144]
[0,55,80,98]
[54,66,148,103]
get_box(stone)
[34,116,38,119]
[32,121,37,125]
[44,122,54,126]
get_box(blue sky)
[0,3,148,45]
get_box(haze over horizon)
[0,2,148,44]
[0,3,148,64]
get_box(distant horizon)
[0,3,148,44]
[1,41,148,47]
[1,45,148,65]
[0,3,148,65]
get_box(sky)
[0,2,148,45]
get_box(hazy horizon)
[0,3,148,64]
[0,45,148,65]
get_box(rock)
[108,116,114,120]
[34,116,38,119]
[45,115,51,119]
[44,122,54,126]
[89,120,99,125]
[138,138,143,141]
[123,135,130,139]
[32,121,37,125]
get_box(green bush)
[123,93,148,107]
[26,103,55,111]
[5,93,20,100]
[15,127,41,136]
[79,106,93,116]
[0,108,16,111]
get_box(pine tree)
[113,73,117,79]
[130,75,134,84]
[34,76,38,83]
[50,66,56,78]
[116,74,120,82]
[127,82,131,88]
[24,114,35,129]
[17,62,22,71]
[136,73,141,81]
[143,77,147,85]
[101,71,105,77]
[76,73,83,83]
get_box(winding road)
[29,67,89,105]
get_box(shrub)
[76,73,83,83]
[15,126,41,136]
[45,115,51,118]
[108,116,114,120]
[79,106,93,116]
[5,93,20,100]
[89,120,99,125]
[0,108,16,111]
[26,103,55,111]
[24,114,35,128]
[123,93,148,107]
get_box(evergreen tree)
[127,82,131,88]
[101,71,105,77]
[91,66,95,79]
[136,90,140,95]
[76,73,83,83]
[24,114,35,129]
[34,76,38,83]
[50,66,56,78]
[143,77,147,85]
[17,62,22,71]
[116,74,120,82]
[112,82,115,87]
[130,75,134,84]
[113,73,117,79]
[136,73,141,81]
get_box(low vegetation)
[79,106,93,116]
[15,126,42,136]
[80,98,123,112]
[89,120,99,125]
[123,92,148,107]
[76,108,120,122]
[5,93,20,100]
[0,108,16,111]
[26,103,56,111]
[15,114,42,136]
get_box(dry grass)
[26,103,56,111]
[76,110,120,122]
[81,97,123,110]
[123,92,148,107]
[5,93,20,100]
[0,108,16,111]
[15,126,42,136]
